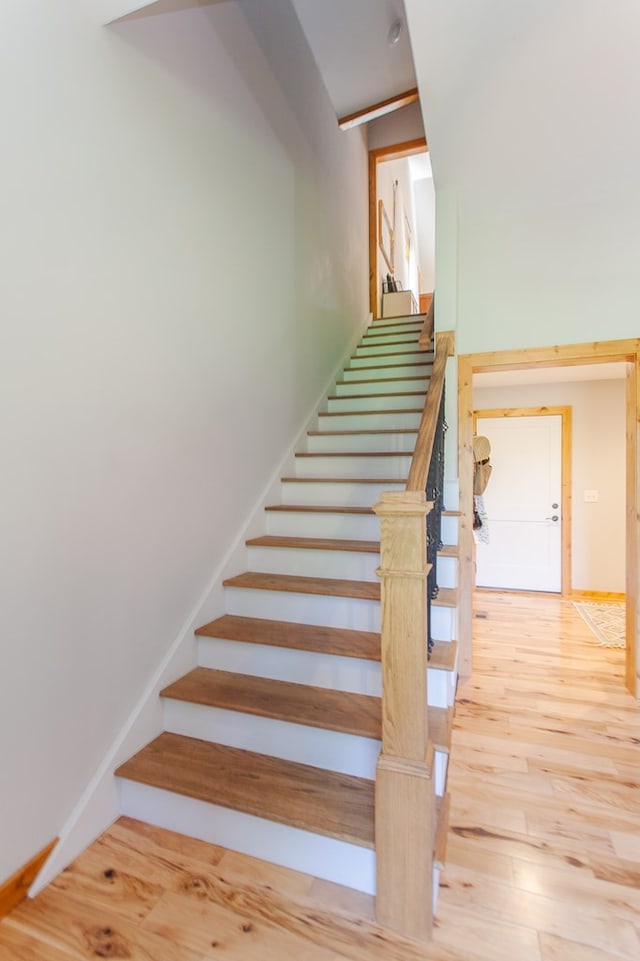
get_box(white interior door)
[475,414,563,592]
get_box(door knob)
[545,515,559,522]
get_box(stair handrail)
[407,327,454,492]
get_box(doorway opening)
[458,339,640,697]
[368,137,434,319]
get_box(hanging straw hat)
[473,435,491,463]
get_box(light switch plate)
[584,490,599,502]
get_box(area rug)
[573,601,626,648]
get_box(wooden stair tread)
[196,616,458,674]
[429,639,458,672]
[116,733,375,848]
[222,572,455,606]
[195,614,382,660]
[335,375,429,386]
[351,348,430,361]
[161,667,381,739]
[344,361,433,373]
[441,509,461,517]
[223,571,382,601]
[295,451,412,458]
[438,544,460,559]
[327,391,426,402]
[357,337,422,348]
[265,504,374,514]
[161,667,453,750]
[371,314,428,326]
[281,476,407,484]
[307,428,418,436]
[247,534,454,561]
[432,587,457,608]
[434,793,451,870]
[320,408,423,418]
[429,703,454,755]
[364,325,423,338]
[247,534,380,553]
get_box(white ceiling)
[290,0,417,118]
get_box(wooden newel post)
[373,490,435,941]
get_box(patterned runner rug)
[573,601,625,648]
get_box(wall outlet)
[584,489,599,502]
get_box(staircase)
[115,312,459,932]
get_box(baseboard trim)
[475,587,626,603]
[569,590,626,602]
[0,839,58,919]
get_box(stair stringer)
[29,311,374,897]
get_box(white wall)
[0,0,368,884]
[413,177,435,292]
[406,0,640,353]
[474,378,626,593]
[368,101,425,152]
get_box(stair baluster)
[426,388,447,656]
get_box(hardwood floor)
[1,592,638,961]
[439,591,640,961]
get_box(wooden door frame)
[368,137,427,318]
[458,339,640,698]
[474,406,572,595]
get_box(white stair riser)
[433,666,457,709]
[361,329,422,347]
[317,411,422,431]
[225,587,381,631]
[247,545,380,581]
[333,377,429,397]
[226,587,454,641]
[163,700,381,779]
[354,340,421,358]
[434,751,449,799]
[436,555,458,590]
[433,868,441,915]
[441,514,459,546]
[431,604,456,643]
[118,780,377,894]
[444,481,460,513]
[199,636,382,694]
[163,699,450,795]
[341,363,432,381]
[197,636,455,709]
[371,316,422,330]
[326,394,426,413]
[294,453,412,479]
[280,479,405,506]
[348,352,429,370]
[307,433,417,454]
[265,509,380,539]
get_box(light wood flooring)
[1,592,638,961]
